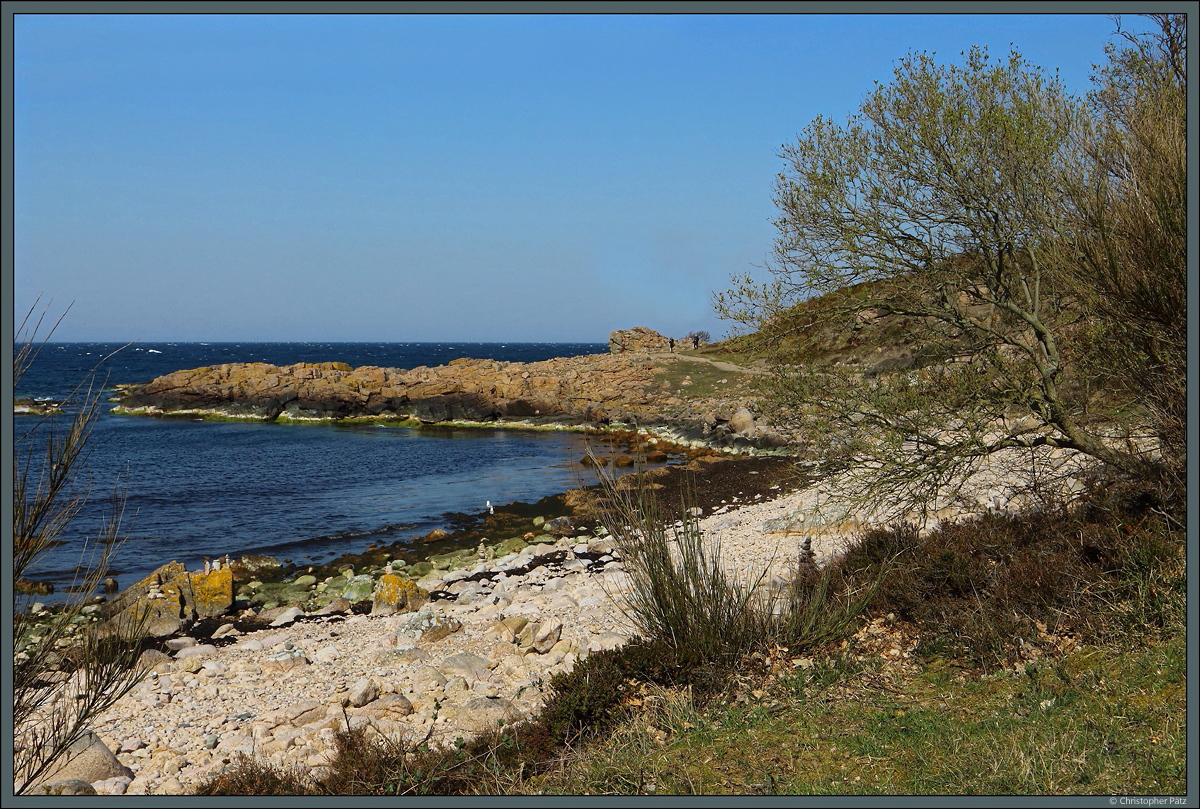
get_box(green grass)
[647,357,758,400]
[528,630,1186,795]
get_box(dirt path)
[648,351,770,375]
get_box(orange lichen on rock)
[371,573,429,616]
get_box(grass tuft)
[593,462,878,685]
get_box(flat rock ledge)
[107,351,783,450]
[112,354,670,427]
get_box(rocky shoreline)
[16,340,808,795]
[18,452,812,795]
[20,419,1097,795]
[107,335,787,450]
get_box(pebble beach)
[80,475,848,796]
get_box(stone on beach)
[397,610,462,643]
[103,562,234,638]
[23,730,132,793]
[371,574,428,616]
[347,678,380,707]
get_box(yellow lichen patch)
[372,573,429,615]
[189,567,234,619]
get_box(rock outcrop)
[107,339,788,451]
[103,562,234,638]
[608,326,670,354]
[113,354,670,427]
[22,730,133,794]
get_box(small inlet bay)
[14,342,616,596]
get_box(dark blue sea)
[13,342,618,599]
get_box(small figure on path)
[691,334,700,350]
[668,337,675,353]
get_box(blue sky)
[12,11,1159,343]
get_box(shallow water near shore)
[15,341,624,599]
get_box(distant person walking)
[691,334,700,350]
[668,337,675,352]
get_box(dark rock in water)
[14,397,65,415]
[16,577,54,596]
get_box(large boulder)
[190,566,234,619]
[103,561,234,637]
[608,327,670,354]
[23,730,132,792]
[103,562,191,637]
[454,697,523,734]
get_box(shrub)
[832,477,1185,669]
[594,463,877,683]
[12,306,148,794]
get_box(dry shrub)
[834,476,1185,669]
[13,307,149,794]
[194,753,316,795]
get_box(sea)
[13,341,623,600]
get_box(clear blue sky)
[12,10,1158,343]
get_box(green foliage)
[717,18,1186,515]
[1058,14,1187,506]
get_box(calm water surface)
[14,342,617,597]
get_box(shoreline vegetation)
[21,340,1190,792]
